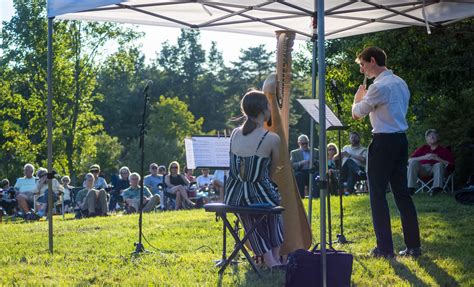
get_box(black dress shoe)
[399,247,421,257]
[369,247,394,258]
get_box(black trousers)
[368,133,420,253]
[294,170,319,198]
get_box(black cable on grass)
[195,245,215,253]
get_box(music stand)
[185,135,234,268]
[297,99,349,246]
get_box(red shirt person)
[407,129,454,195]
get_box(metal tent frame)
[45,1,473,286]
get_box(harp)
[263,31,312,255]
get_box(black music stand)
[297,99,349,246]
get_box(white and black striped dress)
[224,131,284,256]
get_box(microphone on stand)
[330,79,343,104]
[330,79,339,93]
[142,80,153,95]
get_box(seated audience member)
[60,176,74,213]
[290,134,320,198]
[196,168,213,190]
[158,165,167,176]
[1,179,17,215]
[109,166,130,211]
[88,164,108,191]
[327,143,340,171]
[408,129,455,195]
[164,161,196,210]
[14,163,37,214]
[211,169,226,202]
[340,131,367,194]
[35,168,64,217]
[122,172,160,213]
[75,173,108,218]
[183,166,196,183]
[144,163,163,196]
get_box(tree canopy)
[1,1,472,187]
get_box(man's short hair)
[350,131,360,138]
[425,129,438,138]
[298,134,309,143]
[129,172,141,181]
[24,163,35,171]
[356,46,387,67]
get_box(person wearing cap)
[75,173,108,217]
[290,134,320,198]
[87,164,108,190]
[143,163,164,196]
[14,163,38,213]
[408,129,455,195]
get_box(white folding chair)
[415,171,454,194]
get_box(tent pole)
[307,15,318,229]
[317,0,327,286]
[47,17,54,254]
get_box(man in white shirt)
[340,131,367,194]
[352,46,420,258]
[14,163,37,213]
[196,168,212,189]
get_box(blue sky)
[1,0,305,64]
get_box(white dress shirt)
[352,70,409,133]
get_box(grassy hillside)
[0,193,472,286]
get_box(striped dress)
[224,131,284,256]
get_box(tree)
[96,47,147,142]
[122,96,206,171]
[224,45,275,120]
[1,0,139,182]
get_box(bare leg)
[16,194,30,213]
[262,250,280,268]
[178,187,195,206]
[272,247,282,264]
[175,191,182,210]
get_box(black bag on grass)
[285,245,353,287]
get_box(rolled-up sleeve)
[352,85,383,119]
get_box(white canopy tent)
[45,1,473,285]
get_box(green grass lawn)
[1,193,473,286]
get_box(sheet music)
[297,99,345,130]
[185,136,230,169]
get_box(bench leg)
[218,214,265,277]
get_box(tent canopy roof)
[48,0,474,40]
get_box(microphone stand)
[132,81,151,256]
[331,83,349,244]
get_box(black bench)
[204,203,284,277]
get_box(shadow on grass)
[350,193,470,286]
[388,259,429,287]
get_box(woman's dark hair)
[240,90,268,135]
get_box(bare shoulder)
[266,131,281,145]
